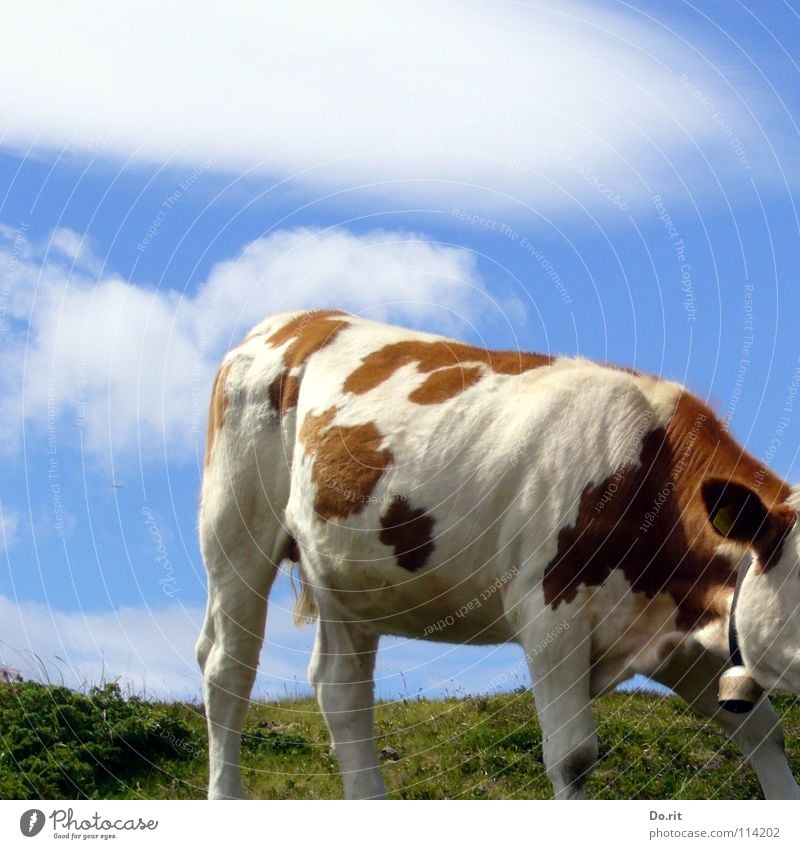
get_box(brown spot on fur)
[268,372,300,418]
[409,365,483,405]
[379,497,436,571]
[667,392,793,571]
[300,407,393,520]
[758,508,797,572]
[265,309,348,350]
[204,362,233,467]
[343,339,552,399]
[542,390,795,630]
[266,311,350,417]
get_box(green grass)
[1,680,799,799]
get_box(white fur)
[736,507,800,694]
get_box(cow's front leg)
[520,616,597,799]
[309,613,386,800]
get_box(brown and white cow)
[197,309,800,799]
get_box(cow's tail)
[286,536,319,624]
[291,564,319,625]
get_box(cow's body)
[198,310,800,799]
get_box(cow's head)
[703,479,800,692]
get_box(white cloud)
[0,589,315,701]
[0,505,19,551]
[0,584,525,701]
[1,224,501,460]
[48,228,102,276]
[0,1,785,211]
[0,594,208,700]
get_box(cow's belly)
[297,534,519,645]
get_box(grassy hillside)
[2,680,799,799]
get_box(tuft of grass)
[1,680,798,799]
[0,681,204,799]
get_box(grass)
[1,680,799,799]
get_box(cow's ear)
[701,478,795,567]
[701,479,769,542]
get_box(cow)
[197,309,800,800]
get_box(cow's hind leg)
[521,616,597,799]
[198,495,285,799]
[653,645,800,799]
[309,609,384,799]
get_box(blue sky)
[2,0,800,700]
